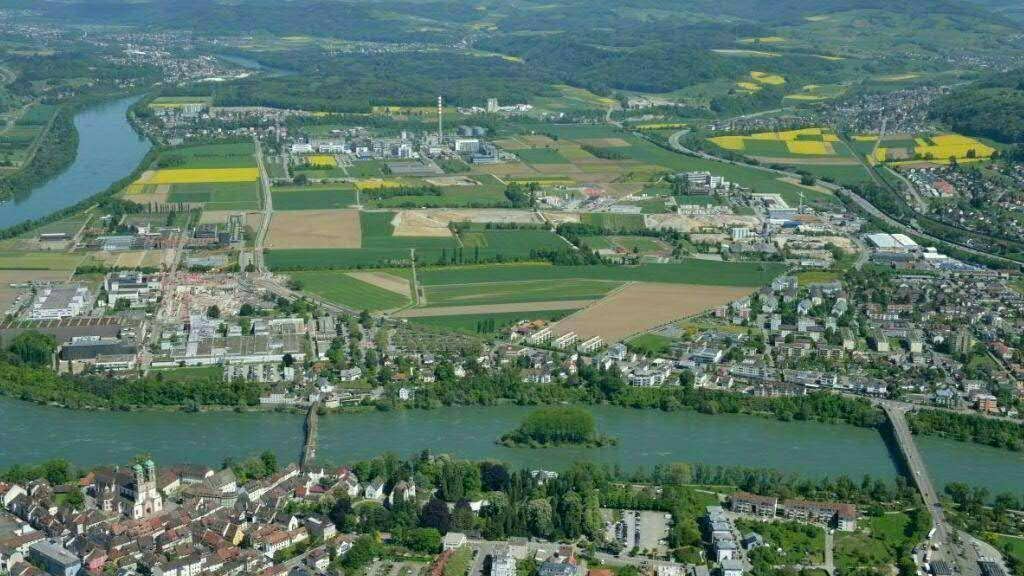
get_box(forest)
[930,67,1024,143]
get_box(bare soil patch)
[392,209,541,237]
[268,209,361,249]
[394,300,592,318]
[552,282,753,342]
[645,213,760,233]
[346,271,411,296]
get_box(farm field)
[158,142,256,168]
[291,270,411,311]
[0,251,83,270]
[415,261,786,287]
[580,213,646,232]
[552,282,753,341]
[422,278,622,307]
[271,185,357,210]
[395,300,591,318]
[167,181,261,210]
[875,133,995,165]
[145,168,260,184]
[267,209,362,249]
[404,309,575,333]
[367,175,508,208]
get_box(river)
[2,398,1021,496]
[0,96,151,230]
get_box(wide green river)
[2,398,1021,496]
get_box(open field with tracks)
[267,209,362,249]
[552,282,754,341]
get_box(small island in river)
[497,406,617,448]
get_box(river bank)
[0,95,152,232]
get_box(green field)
[15,104,59,126]
[0,251,82,270]
[347,160,388,178]
[580,213,646,232]
[459,229,569,257]
[423,278,620,307]
[272,185,357,210]
[627,333,673,355]
[407,309,575,333]
[162,142,256,169]
[990,535,1024,572]
[613,236,661,253]
[515,148,569,164]
[416,261,786,287]
[368,175,508,208]
[579,236,614,249]
[150,365,223,383]
[167,181,262,210]
[799,164,874,187]
[291,271,411,311]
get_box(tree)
[239,303,255,316]
[400,527,442,553]
[206,305,220,319]
[259,450,278,476]
[64,486,85,508]
[7,331,57,367]
[449,499,477,532]
[342,536,382,570]
[420,498,451,533]
[527,499,554,538]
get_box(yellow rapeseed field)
[708,136,747,151]
[355,179,404,190]
[635,123,687,130]
[736,81,762,91]
[783,95,826,101]
[306,155,337,167]
[750,71,786,85]
[853,135,879,142]
[914,136,994,161]
[875,148,888,162]
[148,168,259,184]
[740,36,786,43]
[786,141,829,155]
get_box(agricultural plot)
[458,229,570,258]
[267,209,362,249]
[367,175,508,208]
[148,96,212,109]
[159,142,256,168]
[0,251,83,270]
[405,309,575,334]
[784,83,847,101]
[145,168,260,184]
[291,270,410,311]
[580,213,646,232]
[272,185,357,210]
[875,133,995,165]
[553,282,754,342]
[167,181,261,210]
[422,278,622,308]
[515,148,569,164]
[415,261,787,287]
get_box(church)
[92,459,164,519]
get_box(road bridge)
[300,402,319,469]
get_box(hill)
[930,68,1024,143]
